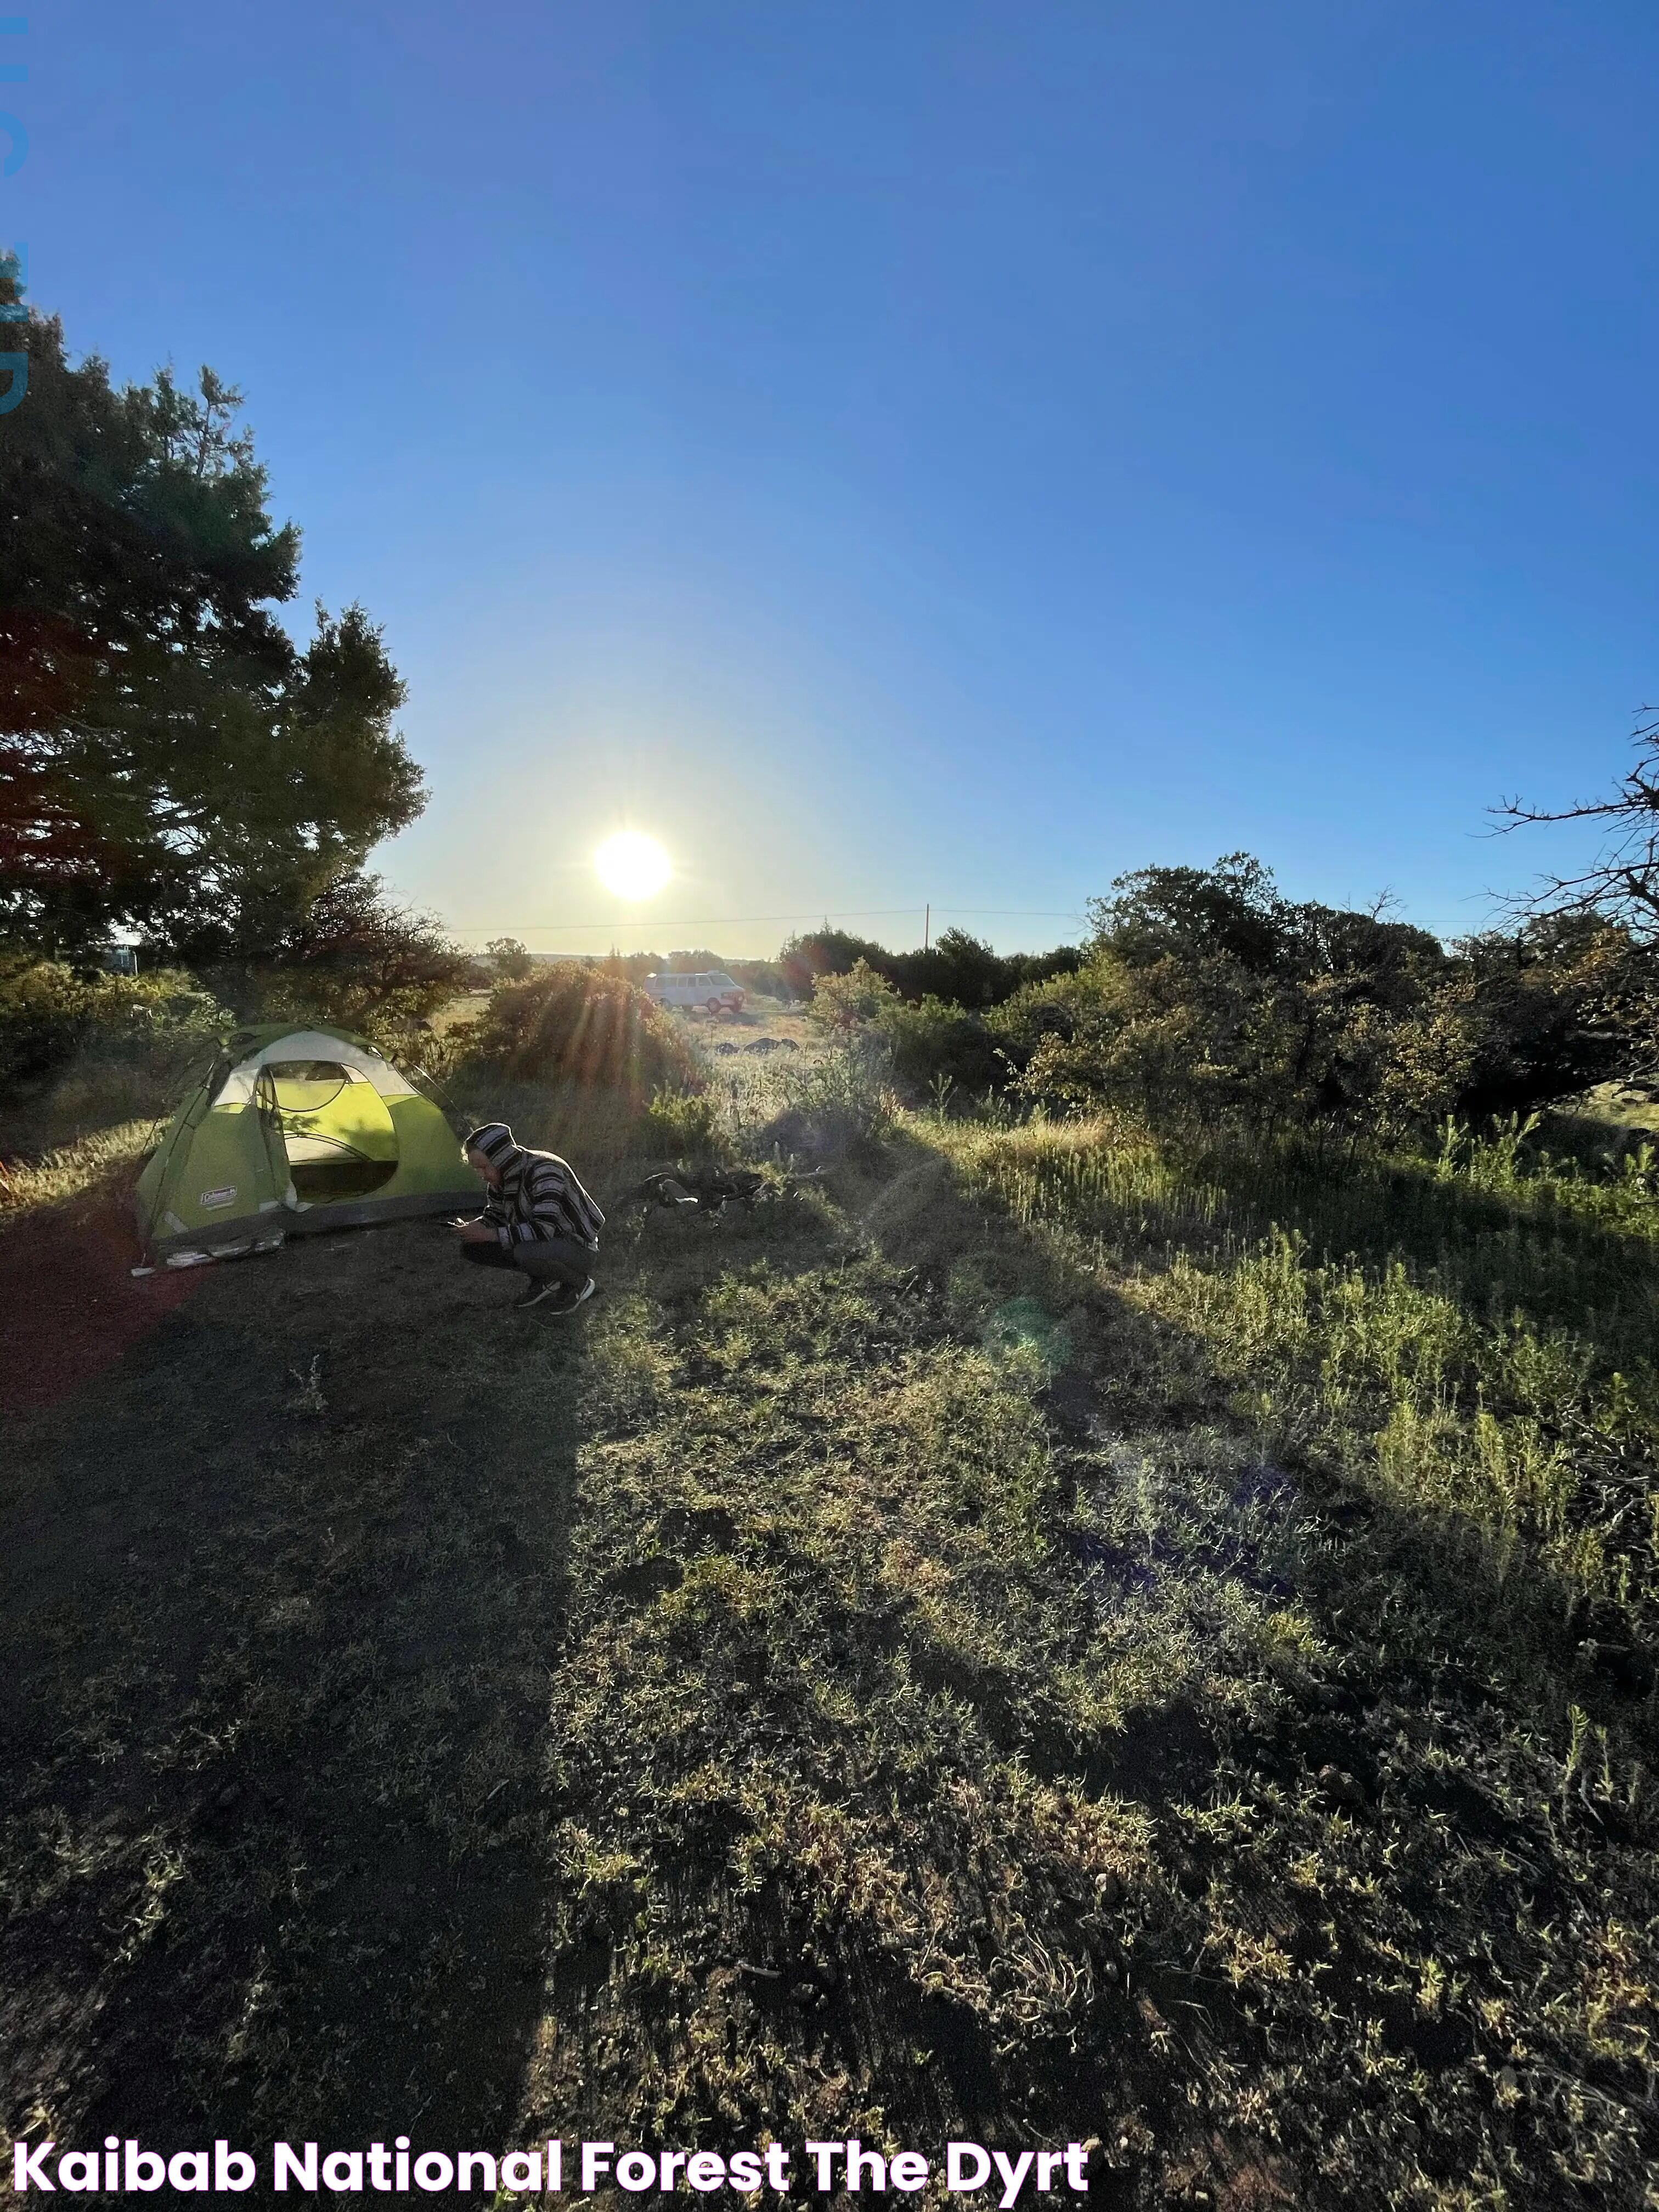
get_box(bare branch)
[1494,710,1659,938]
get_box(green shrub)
[0,956,228,1097]
[881,994,1003,1095]
[642,1086,724,1156]
[807,963,1005,1099]
[462,967,699,1104]
[986,856,1659,1142]
[807,958,901,1032]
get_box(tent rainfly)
[135,1023,478,1266]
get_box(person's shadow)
[2,1211,583,2188]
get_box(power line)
[459,909,922,933]
[453,905,1089,937]
[451,901,1504,944]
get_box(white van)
[646,969,746,1014]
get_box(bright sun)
[594,830,672,901]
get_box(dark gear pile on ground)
[629,1165,824,1217]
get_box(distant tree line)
[478,944,794,998]
[473,933,1083,1012]
[778,926,1082,1008]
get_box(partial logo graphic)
[199,1187,239,1210]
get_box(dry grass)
[932,1111,1659,1630]
[0,1119,159,1221]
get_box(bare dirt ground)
[0,1174,199,1419]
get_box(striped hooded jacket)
[465,1124,605,1250]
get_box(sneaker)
[516,1275,595,1314]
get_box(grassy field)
[2,1058,1656,2208]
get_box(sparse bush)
[463,966,699,1104]
[725,957,791,1001]
[731,1029,898,1160]
[808,958,900,1032]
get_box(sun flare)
[594,830,672,902]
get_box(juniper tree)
[0,255,424,962]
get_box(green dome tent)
[135,1023,478,1266]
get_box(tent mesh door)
[257,1061,401,1201]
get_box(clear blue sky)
[18,2,1659,952]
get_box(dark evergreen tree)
[0,256,424,961]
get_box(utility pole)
[924,904,930,954]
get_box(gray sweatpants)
[462,1236,596,1288]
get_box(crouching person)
[454,1122,604,1312]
